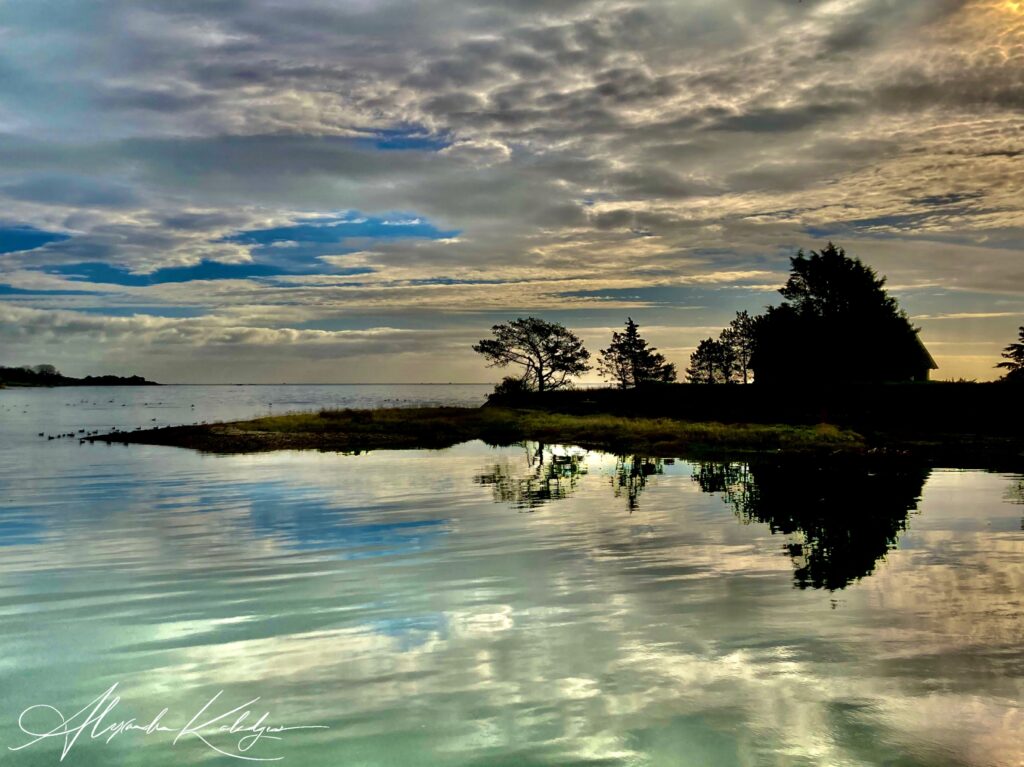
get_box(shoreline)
[83,406,1024,468]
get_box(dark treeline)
[493,382,1024,444]
[474,243,1023,390]
[475,244,1023,445]
[0,364,158,387]
[685,244,937,384]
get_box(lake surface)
[0,385,1021,766]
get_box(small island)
[0,364,159,388]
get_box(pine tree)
[598,318,677,388]
[687,338,736,384]
[720,310,756,384]
[997,325,1024,383]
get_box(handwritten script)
[9,683,327,762]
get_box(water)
[0,385,1021,766]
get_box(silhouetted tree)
[474,317,591,392]
[687,338,736,384]
[750,243,935,383]
[598,318,677,388]
[720,311,756,384]
[997,325,1024,383]
[491,376,534,397]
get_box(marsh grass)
[115,406,864,455]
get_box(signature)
[9,683,327,762]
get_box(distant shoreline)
[0,377,160,388]
[2,382,497,387]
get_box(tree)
[598,317,677,388]
[687,338,736,384]
[720,311,755,384]
[491,375,534,397]
[779,243,899,317]
[473,317,591,392]
[750,243,934,383]
[997,325,1024,383]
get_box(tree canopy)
[687,311,754,384]
[598,318,677,388]
[997,325,1024,383]
[749,243,934,384]
[473,317,591,392]
[720,311,755,384]
[687,338,735,384]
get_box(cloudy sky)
[1,0,1022,383]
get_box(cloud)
[0,0,1022,379]
[0,303,460,356]
[913,311,1022,321]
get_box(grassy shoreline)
[87,406,873,456]
[83,404,1024,467]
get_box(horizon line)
[153,382,498,386]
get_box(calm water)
[0,385,1022,766]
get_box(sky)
[0,0,1022,383]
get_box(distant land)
[0,365,159,387]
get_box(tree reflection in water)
[476,445,665,512]
[1008,479,1024,529]
[611,455,664,512]
[475,443,588,510]
[477,444,933,591]
[693,460,929,591]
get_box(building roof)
[916,334,938,370]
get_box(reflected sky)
[0,387,1022,766]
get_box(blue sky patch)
[46,261,374,286]
[357,126,452,151]
[7,212,457,287]
[48,260,294,286]
[228,212,458,248]
[0,226,69,254]
[222,212,460,269]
